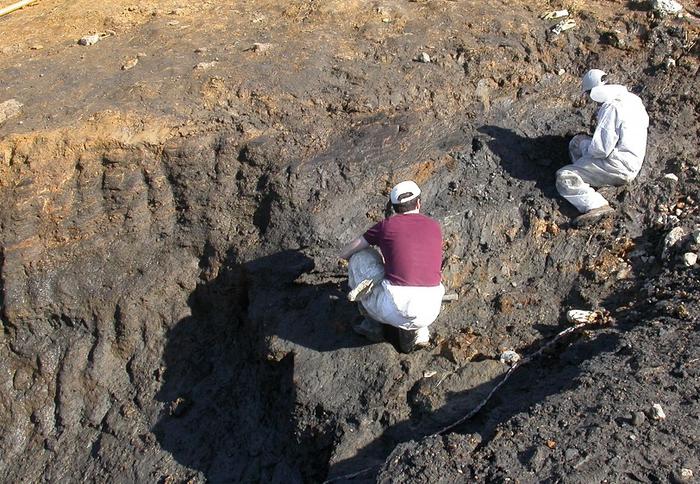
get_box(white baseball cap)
[390,180,421,204]
[581,69,607,93]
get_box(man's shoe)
[398,327,430,353]
[353,318,384,343]
[573,205,614,228]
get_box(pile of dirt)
[1,0,698,482]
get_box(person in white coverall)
[339,181,445,353]
[556,69,649,226]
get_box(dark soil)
[1,1,699,483]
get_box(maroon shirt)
[363,213,442,286]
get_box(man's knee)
[556,166,577,183]
[556,167,582,193]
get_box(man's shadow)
[476,125,573,206]
[152,247,387,481]
[244,249,373,354]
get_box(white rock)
[662,226,686,259]
[194,61,218,70]
[423,370,437,378]
[664,57,676,69]
[121,58,138,70]
[652,0,683,16]
[500,350,521,366]
[417,52,431,63]
[651,403,666,420]
[78,34,101,46]
[0,99,22,124]
[567,309,595,324]
[664,173,679,182]
[683,252,697,267]
[251,43,272,53]
[680,468,694,480]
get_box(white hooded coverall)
[556,84,649,213]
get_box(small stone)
[680,468,694,480]
[545,439,557,449]
[662,227,686,259]
[664,173,679,181]
[565,448,579,461]
[567,309,595,324]
[652,0,683,16]
[423,370,437,378]
[122,58,139,70]
[13,368,32,391]
[651,403,666,420]
[632,411,646,426]
[557,68,565,75]
[0,99,23,125]
[500,350,521,366]
[664,57,677,69]
[416,52,431,63]
[30,44,44,50]
[167,20,180,26]
[78,34,101,46]
[251,42,272,53]
[682,252,697,267]
[194,61,218,70]
[194,47,207,53]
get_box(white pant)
[556,135,631,213]
[348,249,444,330]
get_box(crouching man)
[556,69,649,227]
[339,180,445,353]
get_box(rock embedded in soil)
[632,411,646,426]
[651,403,667,420]
[662,227,687,259]
[0,99,22,124]
[78,34,101,46]
[121,58,138,70]
[682,252,697,266]
[652,0,684,17]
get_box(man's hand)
[339,236,369,261]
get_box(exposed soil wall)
[1,1,698,482]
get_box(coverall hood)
[581,69,607,93]
[590,84,629,104]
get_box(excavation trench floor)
[1,1,699,482]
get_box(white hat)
[581,69,607,93]
[390,180,421,204]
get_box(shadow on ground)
[153,248,372,482]
[153,248,310,482]
[477,125,574,210]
